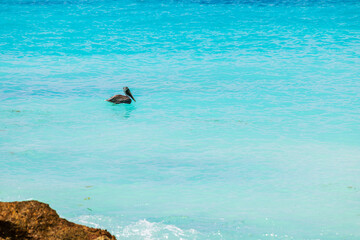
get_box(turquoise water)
[1,0,360,239]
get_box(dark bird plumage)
[106,87,136,104]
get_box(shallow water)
[1,0,360,239]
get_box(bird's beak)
[126,89,136,102]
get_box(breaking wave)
[73,216,201,240]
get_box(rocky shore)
[0,200,116,240]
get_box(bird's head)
[123,87,136,102]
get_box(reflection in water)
[109,104,136,119]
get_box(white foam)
[119,219,199,240]
[72,216,199,240]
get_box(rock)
[0,200,116,240]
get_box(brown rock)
[0,200,116,240]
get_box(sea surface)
[1,0,360,239]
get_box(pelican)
[106,87,136,104]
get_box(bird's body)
[106,94,132,104]
[106,87,136,104]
